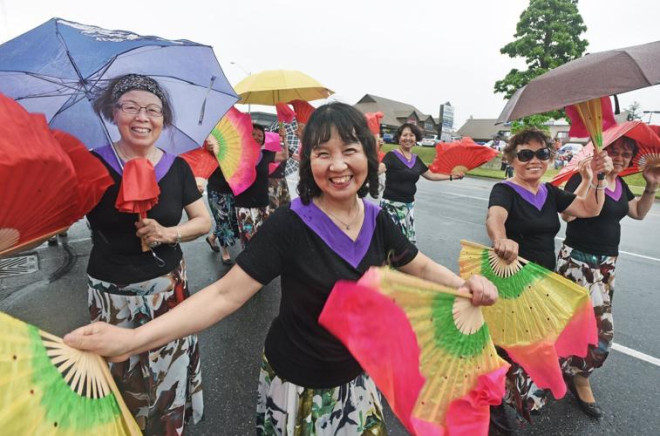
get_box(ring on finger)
[149,241,161,248]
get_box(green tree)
[495,0,589,128]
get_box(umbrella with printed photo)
[0,17,238,155]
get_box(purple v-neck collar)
[393,149,417,168]
[290,197,379,268]
[94,145,175,182]
[606,177,622,201]
[503,181,548,211]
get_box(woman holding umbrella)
[556,135,660,417]
[379,123,462,244]
[485,127,611,429]
[64,102,498,435]
[87,74,211,435]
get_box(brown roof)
[354,94,436,130]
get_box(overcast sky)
[1,0,659,128]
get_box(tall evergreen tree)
[495,0,588,130]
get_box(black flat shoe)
[489,404,514,435]
[221,257,234,265]
[205,236,220,253]
[564,375,603,418]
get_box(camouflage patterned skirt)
[87,260,203,435]
[267,177,291,213]
[379,199,416,244]
[256,354,387,435]
[236,206,271,249]
[556,243,617,377]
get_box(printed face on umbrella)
[512,140,551,182]
[311,127,367,203]
[113,90,164,151]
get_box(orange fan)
[428,137,498,175]
[0,94,101,256]
[289,99,315,124]
[180,147,219,179]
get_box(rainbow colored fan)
[207,107,261,196]
[320,267,509,435]
[0,311,141,435]
[428,137,498,175]
[458,240,597,398]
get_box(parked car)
[420,135,439,147]
[382,133,395,144]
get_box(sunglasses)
[516,148,551,162]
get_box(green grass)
[382,144,657,198]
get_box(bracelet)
[644,188,658,195]
[449,175,453,181]
[169,227,181,246]
[590,183,606,191]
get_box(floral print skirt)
[379,199,416,244]
[208,189,239,248]
[87,260,203,435]
[556,243,617,377]
[236,206,271,249]
[267,177,291,213]
[256,354,387,435]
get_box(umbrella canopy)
[234,69,333,105]
[0,18,238,155]
[497,41,660,123]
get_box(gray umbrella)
[497,41,660,123]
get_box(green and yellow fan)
[458,240,597,399]
[0,312,141,435]
[319,267,510,435]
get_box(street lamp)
[230,61,251,113]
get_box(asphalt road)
[1,175,659,435]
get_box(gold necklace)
[318,198,361,230]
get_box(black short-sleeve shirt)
[86,150,201,283]
[207,167,232,194]
[563,174,634,256]
[234,150,276,208]
[236,198,418,388]
[382,151,429,203]
[488,182,575,269]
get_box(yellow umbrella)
[233,69,334,105]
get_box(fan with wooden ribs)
[428,137,498,175]
[320,267,509,435]
[0,94,112,257]
[0,311,140,435]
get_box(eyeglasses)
[515,148,551,162]
[606,149,633,159]
[116,102,164,118]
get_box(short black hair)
[252,123,266,145]
[395,122,423,143]
[297,102,379,204]
[503,128,555,162]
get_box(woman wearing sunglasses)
[555,135,659,419]
[485,127,612,430]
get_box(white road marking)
[612,343,660,367]
[553,237,660,263]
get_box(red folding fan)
[428,137,498,175]
[551,121,660,186]
[289,99,315,124]
[365,111,384,136]
[0,94,103,256]
[180,147,219,179]
[275,102,295,123]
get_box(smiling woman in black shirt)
[65,102,498,435]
